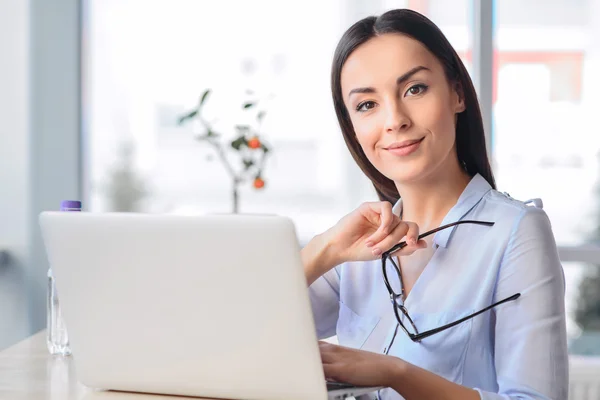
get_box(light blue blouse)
[309,174,568,400]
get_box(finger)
[318,343,338,364]
[369,222,410,257]
[403,221,420,245]
[391,238,427,257]
[364,202,398,247]
[318,340,338,349]
[386,223,426,256]
[318,341,336,352]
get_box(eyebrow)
[347,66,430,99]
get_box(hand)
[324,201,427,263]
[319,341,400,388]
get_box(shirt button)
[435,244,440,249]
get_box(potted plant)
[177,89,271,213]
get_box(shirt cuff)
[474,388,510,400]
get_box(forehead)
[341,34,439,93]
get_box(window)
[493,0,600,350]
[82,0,469,243]
[83,0,362,242]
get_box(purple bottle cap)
[61,200,82,211]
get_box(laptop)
[39,212,383,400]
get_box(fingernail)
[372,248,382,256]
[366,241,374,248]
[408,238,417,246]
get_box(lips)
[385,138,424,156]
[386,138,424,150]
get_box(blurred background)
[1,0,600,396]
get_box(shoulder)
[482,189,550,226]
[483,189,541,213]
[480,190,556,254]
[473,189,555,253]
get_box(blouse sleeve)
[475,206,569,399]
[308,266,342,339]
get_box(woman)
[301,9,568,400]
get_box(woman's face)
[340,33,465,185]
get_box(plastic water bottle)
[47,200,81,355]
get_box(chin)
[380,168,421,185]
[380,159,433,184]
[389,172,425,185]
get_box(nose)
[384,102,411,133]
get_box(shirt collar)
[392,173,493,248]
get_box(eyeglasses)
[381,220,521,343]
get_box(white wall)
[0,0,31,349]
[28,0,81,338]
[0,0,81,350]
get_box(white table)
[7,330,600,399]
[0,331,221,399]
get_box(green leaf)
[243,102,255,109]
[257,111,266,122]
[207,129,217,137]
[261,144,270,153]
[242,159,254,170]
[177,110,198,125]
[231,136,246,151]
[199,89,211,106]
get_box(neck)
[395,160,472,230]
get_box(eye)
[405,84,428,97]
[356,101,377,112]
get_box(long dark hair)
[331,9,496,204]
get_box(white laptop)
[39,212,383,400]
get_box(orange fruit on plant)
[248,137,261,149]
[253,177,265,189]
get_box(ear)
[452,81,466,113]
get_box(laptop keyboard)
[327,381,358,391]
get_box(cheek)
[352,116,382,155]
[414,96,456,143]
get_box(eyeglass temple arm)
[411,293,521,342]
[382,220,495,258]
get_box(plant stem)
[205,138,243,213]
[206,139,237,180]
[232,180,239,214]
[197,115,253,214]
